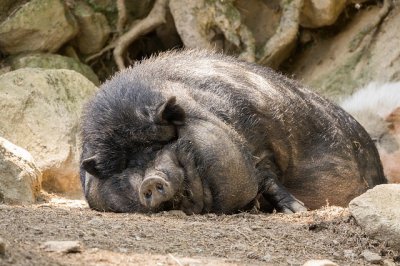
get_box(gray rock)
[383,259,396,266]
[169,0,211,50]
[42,240,81,253]
[9,53,99,85]
[0,68,97,196]
[261,253,272,262]
[0,0,78,54]
[72,1,111,55]
[0,0,16,22]
[0,137,42,204]
[235,0,281,50]
[170,0,255,62]
[343,249,356,260]
[349,184,400,251]
[300,0,347,28]
[361,250,382,264]
[290,4,400,102]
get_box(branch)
[257,0,304,68]
[113,0,169,69]
[116,0,127,33]
[84,41,116,62]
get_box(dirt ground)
[0,196,399,266]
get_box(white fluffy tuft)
[341,82,400,119]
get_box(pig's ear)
[155,96,185,125]
[81,156,101,177]
[386,107,400,133]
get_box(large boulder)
[300,0,347,28]
[0,137,42,204]
[9,53,99,85]
[170,0,255,62]
[0,0,16,22]
[0,0,78,54]
[289,3,400,102]
[236,0,281,56]
[169,0,213,50]
[0,68,97,197]
[349,184,400,251]
[72,1,111,55]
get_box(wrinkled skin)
[80,50,385,214]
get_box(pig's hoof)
[277,199,307,214]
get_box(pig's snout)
[139,175,174,209]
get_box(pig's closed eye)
[118,158,128,172]
[142,145,161,154]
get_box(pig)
[80,50,385,214]
[341,82,400,183]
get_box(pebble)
[0,237,6,255]
[118,247,128,253]
[361,250,382,264]
[0,205,12,211]
[343,249,356,259]
[88,217,103,225]
[111,224,122,230]
[303,259,338,266]
[42,240,82,253]
[383,259,396,266]
[164,210,187,218]
[287,258,300,265]
[88,248,99,254]
[261,253,272,262]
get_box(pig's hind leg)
[256,153,307,213]
[262,179,307,213]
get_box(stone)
[343,249,356,260]
[0,0,78,54]
[72,1,111,55]
[300,0,347,28]
[290,4,400,102]
[169,0,212,50]
[349,184,400,251]
[236,0,280,50]
[0,0,16,22]
[361,250,382,264]
[9,53,99,85]
[42,241,81,253]
[0,68,97,196]
[0,137,42,204]
[303,259,338,266]
[261,253,272,262]
[170,0,255,62]
[383,259,396,266]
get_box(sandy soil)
[0,196,399,266]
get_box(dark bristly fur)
[80,50,385,214]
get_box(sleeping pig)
[80,50,385,214]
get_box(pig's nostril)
[144,191,152,199]
[156,183,164,193]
